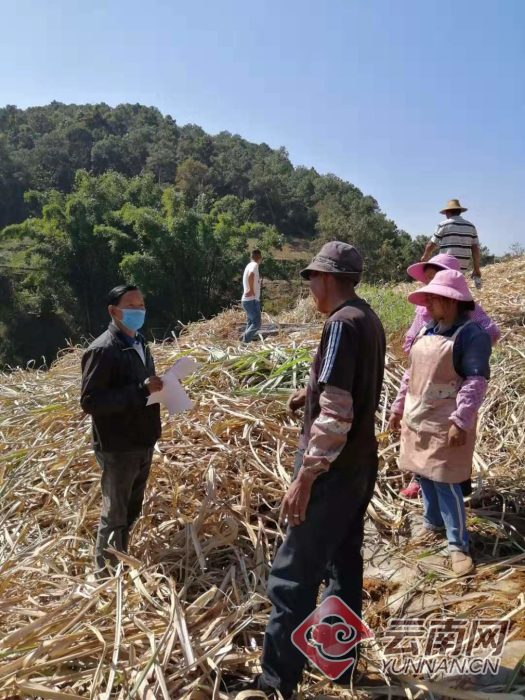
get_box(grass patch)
[359,283,414,335]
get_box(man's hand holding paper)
[146,357,200,416]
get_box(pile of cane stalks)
[0,257,524,699]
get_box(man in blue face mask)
[80,284,163,578]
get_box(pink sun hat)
[407,269,474,307]
[407,253,461,283]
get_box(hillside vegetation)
[0,102,430,367]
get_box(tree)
[0,271,72,368]
[210,132,254,200]
[65,125,93,172]
[505,241,524,258]
[248,148,295,231]
[174,159,213,206]
[177,124,215,166]
[479,245,496,266]
[210,195,255,227]
[146,118,178,184]
[1,171,133,337]
[91,136,131,176]
[0,168,285,364]
[0,101,496,364]
[30,133,73,192]
[0,135,29,228]
[314,194,421,282]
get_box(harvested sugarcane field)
[1,257,525,700]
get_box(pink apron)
[399,321,476,484]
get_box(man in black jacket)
[81,284,163,576]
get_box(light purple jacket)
[403,303,500,355]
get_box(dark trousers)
[95,448,154,571]
[261,450,378,697]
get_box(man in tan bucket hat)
[230,242,386,699]
[421,199,482,285]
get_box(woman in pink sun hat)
[400,254,500,500]
[389,270,492,577]
[403,254,500,355]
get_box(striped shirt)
[431,216,479,271]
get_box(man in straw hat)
[232,242,386,699]
[421,199,482,285]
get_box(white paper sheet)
[146,357,200,416]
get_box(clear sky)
[2,0,524,254]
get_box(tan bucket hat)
[440,199,468,215]
[300,241,363,281]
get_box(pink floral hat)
[407,270,473,306]
[407,254,461,284]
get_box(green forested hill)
[0,102,428,366]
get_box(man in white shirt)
[241,248,263,342]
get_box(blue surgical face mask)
[120,309,146,332]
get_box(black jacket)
[80,324,162,452]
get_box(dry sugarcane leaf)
[0,257,523,698]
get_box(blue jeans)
[241,299,261,342]
[420,477,469,553]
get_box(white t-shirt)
[242,261,261,301]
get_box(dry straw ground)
[0,257,524,699]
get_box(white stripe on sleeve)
[319,321,342,383]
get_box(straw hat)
[440,199,468,215]
[407,270,473,307]
[407,254,461,284]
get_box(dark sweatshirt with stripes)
[300,298,386,470]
